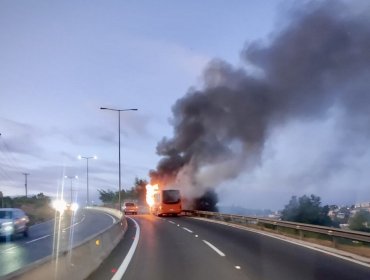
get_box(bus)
[152,189,182,216]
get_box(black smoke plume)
[150,1,370,208]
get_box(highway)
[90,214,370,280]
[0,208,117,277]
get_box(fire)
[146,184,159,207]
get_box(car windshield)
[0,211,12,219]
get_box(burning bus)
[146,184,182,216]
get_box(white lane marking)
[203,240,226,257]
[193,217,370,268]
[111,217,140,280]
[182,227,193,233]
[235,266,241,270]
[30,219,54,229]
[62,215,86,231]
[103,212,116,224]
[168,221,176,225]
[26,234,51,244]
[0,246,17,253]
[177,224,180,227]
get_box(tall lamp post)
[64,175,78,203]
[100,107,138,212]
[78,155,97,206]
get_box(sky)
[1,0,369,210]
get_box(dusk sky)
[1,0,369,210]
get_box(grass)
[20,204,55,226]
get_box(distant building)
[352,202,370,215]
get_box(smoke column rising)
[150,1,370,206]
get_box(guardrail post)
[274,222,279,233]
[296,226,303,240]
[332,236,338,248]
[328,230,338,248]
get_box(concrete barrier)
[4,207,127,280]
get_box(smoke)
[150,1,370,206]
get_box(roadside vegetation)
[281,194,337,227]
[1,193,54,225]
[98,177,147,207]
[349,210,370,232]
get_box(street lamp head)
[93,155,98,160]
[100,107,107,110]
[75,175,79,179]
[77,155,82,160]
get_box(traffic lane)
[0,219,54,250]
[169,217,370,280]
[87,217,136,280]
[123,214,246,280]
[0,209,116,277]
[69,209,117,246]
[0,215,77,276]
[0,211,84,252]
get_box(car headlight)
[1,222,14,232]
[52,199,67,213]
[71,203,79,212]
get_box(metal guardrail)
[183,210,370,245]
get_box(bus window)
[162,190,180,204]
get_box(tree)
[132,177,147,204]
[281,194,333,226]
[349,210,370,232]
[98,189,118,204]
[98,177,148,205]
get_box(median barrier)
[4,207,126,280]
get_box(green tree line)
[281,194,370,232]
[98,177,147,205]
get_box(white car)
[0,208,29,238]
[123,202,138,215]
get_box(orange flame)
[146,184,159,207]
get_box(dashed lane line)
[62,215,86,231]
[182,227,193,233]
[203,240,226,257]
[26,234,51,244]
[192,217,370,268]
[0,246,17,253]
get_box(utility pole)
[0,191,3,208]
[22,173,29,197]
[65,176,78,203]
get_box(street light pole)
[78,155,97,206]
[65,175,78,203]
[118,110,121,211]
[100,107,138,212]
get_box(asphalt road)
[91,214,370,280]
[0,208,117,277]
